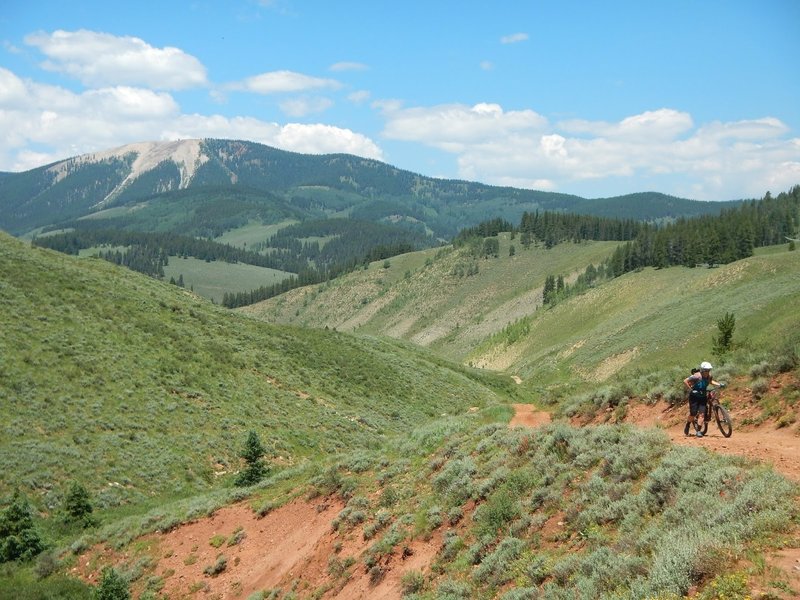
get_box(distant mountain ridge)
[0,138,739,237]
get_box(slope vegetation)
[0,232,514,510]
[471,246,800,387]
[246,237,800,394]
[242,235,620,362]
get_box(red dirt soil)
[75,382,800,599]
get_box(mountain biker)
[683,361,721,437]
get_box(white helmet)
[700,361,713,370]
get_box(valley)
[0,146,798,599]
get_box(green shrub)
[400,569,424,594]
[440,531,464,561]
[751,377,770,399]
[695,572,750,600]
[227,527,246,546]
[379,486,399,508]
[94,567,130,600]
[474,488,520,538]
[473,536,524,586]
[203,554,227,577]
[435,578,471,599]
[500,587,539,600]
[432,457,477,505]
[0,569,92,599]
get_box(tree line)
[458,187,798,309]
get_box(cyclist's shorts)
[689,392,707,417]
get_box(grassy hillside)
[2,235,799,599]
[245,236,800,395]
[0,232,516,512]
[243,234,620,362]
[470,246,800,389]
[160,256,290,303]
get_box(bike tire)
[715,405,733,438]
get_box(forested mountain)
[0,139,738,239]
[1,138,759,307]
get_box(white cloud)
[380,100,800,200]
[24,29,208,90]
[694,117,788,142]
[382,102,547,147]
[0,68,29,108]
[164,116,384,159]
[560,108,694,141]
[278,96,334,117]
[236,70,342,94]
[0,66,382,172]
[348,90,371,104]
[480,60,494,71]
[500,32,528,44]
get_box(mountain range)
[0,138,739,240]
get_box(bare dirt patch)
[509,404,551,428]
[76,494,444,599]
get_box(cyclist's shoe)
[696,431,704,438]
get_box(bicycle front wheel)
[714,405,733,437]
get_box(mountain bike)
[694,385,732,437]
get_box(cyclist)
[683,361,722,437]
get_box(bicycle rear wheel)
[714,405,733,437]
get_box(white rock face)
[47,139,209,206]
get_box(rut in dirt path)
[510,401,800,482]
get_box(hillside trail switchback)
[510,397,800,596]
[74,397,798,599]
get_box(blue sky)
[1,0,798,201]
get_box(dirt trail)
[75,399,797,599]
[510,400,800,596]
[509,403,552,428]
[624,399,800,482]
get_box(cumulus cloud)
[24,29,208,90]
[235,70,342,94]
[560,108,694,142]
[381,99,800,200]
[382,102,547,147]
[0,66,381,171]
[164,116,383,159]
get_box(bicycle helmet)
[700,361,713,370]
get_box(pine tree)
[713,312,736,356]
[542,275,556,305]
[0,490,45,563]
[235,431,268,487]
[64,481,95,527]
